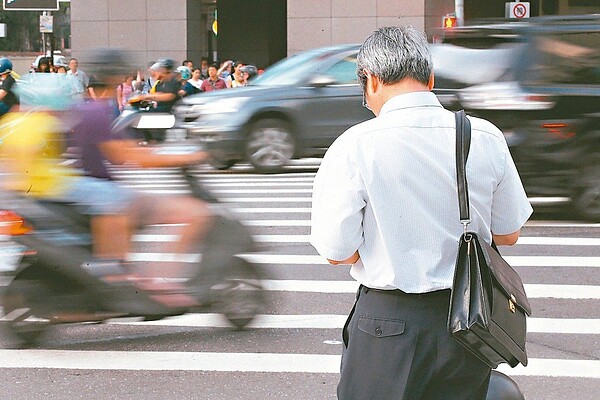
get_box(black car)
[173,44,373,172]
[433,15,600,221]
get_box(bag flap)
[473,233,532,316]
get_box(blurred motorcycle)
[0,162,264,345]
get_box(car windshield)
[252,47,353,87]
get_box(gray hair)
[357,26,433,88]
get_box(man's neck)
[372,79,431,116]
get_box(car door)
[296,52,374,149]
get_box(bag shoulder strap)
[455,110,472,226]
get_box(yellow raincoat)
[0,111,72,197]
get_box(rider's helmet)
[176,65,192,80]
[84,48,132,88]
[239,65,258,80]
[0,58,13,75]
[157,58,176,71]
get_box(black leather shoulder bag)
[448,110,532,368]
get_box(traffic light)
[443,14,457,29]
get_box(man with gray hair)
[310,26,532,399]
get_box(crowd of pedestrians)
[120,57,260,114]
[0,54,260,117]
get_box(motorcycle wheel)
[215,257,264,329]
[2,277,54,345]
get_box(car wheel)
[573,164,600,222]
[246,119,295,173]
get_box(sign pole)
[455,0,464,26]
[48,11,53,66]
[41,11,46,56]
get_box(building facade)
[70,0,599,69]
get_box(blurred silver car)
[173,44,373,172]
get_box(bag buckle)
[509,294,517,313]
[461,220,471,236]
[461,220,472,254]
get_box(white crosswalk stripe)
[131,233,600,246]
[2,163,599,397]
[126,252,600,268]
[0,349,598,378]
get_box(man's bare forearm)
[328,251,360,265]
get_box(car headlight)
[197,97,250,114]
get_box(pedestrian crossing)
[1,163,599,399]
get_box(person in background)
[133,68,150,94]
[54,58,69,74]
[199,57,210,80]
[200,63,227,92]
[116,73,135,113]
[229,61,246,88]
[141,61,158,92]
[310,26,532,399]
[139,58,180,113]
[176,66,199,97]
[36,56,53,73]
[182,59,194,70]
[188,67,203,92]
[0,58,18,116]
[217,60,233,85]
[67,57,95,101]
[237,65,258,87]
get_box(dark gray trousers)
[337,285,491,400]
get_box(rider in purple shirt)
[71,100,124,179]
[51,50,212,307]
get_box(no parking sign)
[505,2,530,19]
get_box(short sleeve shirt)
[155,76,180,112]
[66,70,90,98]
[181,81,200,96]
[310,92,533,293]
[71,100,128,179]
[200,78,227,92]
[0,74,19,107]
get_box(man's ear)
[366,71,382,94]
[427,71,435,91]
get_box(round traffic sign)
[513,3,527,19]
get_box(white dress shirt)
[66,69,90,99]
[310,91,533,293]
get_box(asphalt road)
[1,160,599,400]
